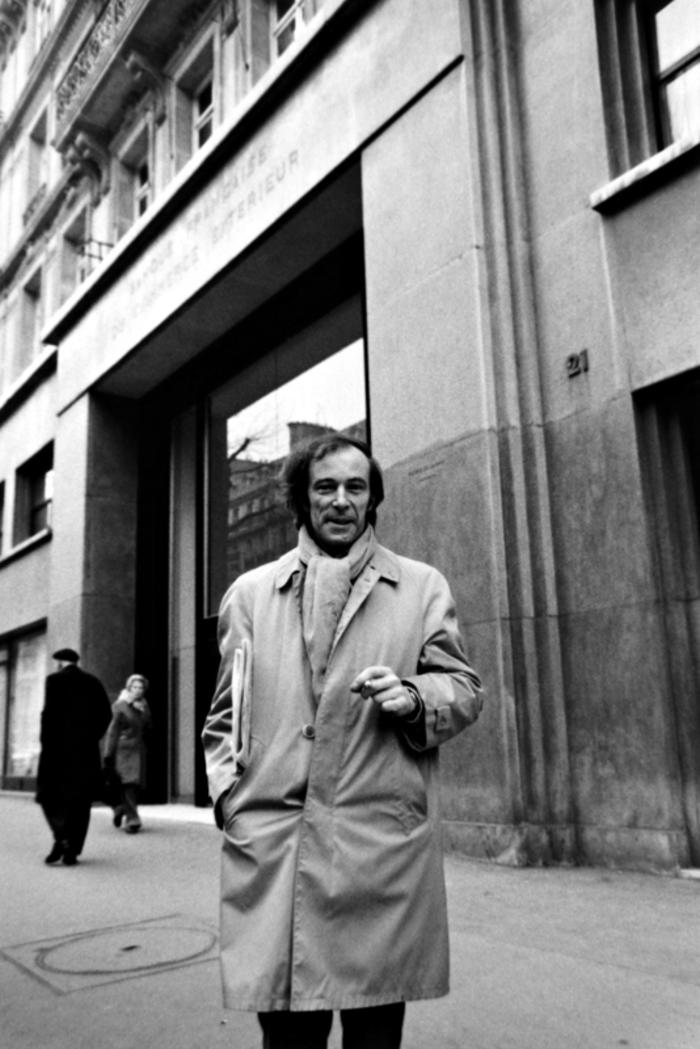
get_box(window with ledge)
[652,0,700,143]
[173,37,216,173]
[0,300,19,395]
[60,206,88,303]
[25,109,49,225]
[14,444,53,545]
[113,125,152,240]
[17,268,43,378]
[0,309,7,400]
[596,0,700,175]
[272,0,323,56]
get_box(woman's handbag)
[101,763,123,808]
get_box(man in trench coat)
[202,434,483,1049]
[36,648,112,865]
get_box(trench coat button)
[301,723,315,740]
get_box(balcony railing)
[78,238,114,280]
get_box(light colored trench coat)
[202,541,483,1012]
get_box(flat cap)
[52,648,79,663]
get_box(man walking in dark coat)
[36,648,112,865]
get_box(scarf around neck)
[298,524,377,698]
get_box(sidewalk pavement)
[1,792,699,1049]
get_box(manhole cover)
[37,924,216,975]
[1,914,219,993]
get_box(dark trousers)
[258,1002,405,1049]
[41,797,91,856]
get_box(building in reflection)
[1,0,700,870]
[227,421,366,580]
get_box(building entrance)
[636,372,700,865]
[166,244,367,807]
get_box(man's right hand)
[350,665,418,718]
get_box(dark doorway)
[636,371,700,865]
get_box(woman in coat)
[103,673,151,833]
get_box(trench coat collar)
[273,541,401,591]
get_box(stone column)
[49,392,139,697]
[362,1,574,863]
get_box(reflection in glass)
[654,0,700,143]
[6,631,46,780]
[655,0,699,72]
[208,339,366,612]
[661,62,700,142]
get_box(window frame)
[1,627,48,791]
[25,108,49,224]
[18,267,43,377]
[648,0,700,145]
[170,29,217,173]
[13,443,54,547]
[60,203,91,303]
[193,74,214,150]
[595,0,700,178]
[134,157,151,218]
[112,120,153,241]
[272,0,322,57]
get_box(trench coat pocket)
[392,738,428,835]
[220,737,261,830]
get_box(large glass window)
[207,329,366,613]
[652,0,700,143]
[2,630,47,787]
[595,0,700,175]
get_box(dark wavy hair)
[281,434,384,530]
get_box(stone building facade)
[1,0,699,870]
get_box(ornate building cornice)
[55,0,141,137]
[0,0,93,159]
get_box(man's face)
[307,446,372,556]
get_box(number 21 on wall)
[566,349,589,379]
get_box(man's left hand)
[350,666,416,717]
